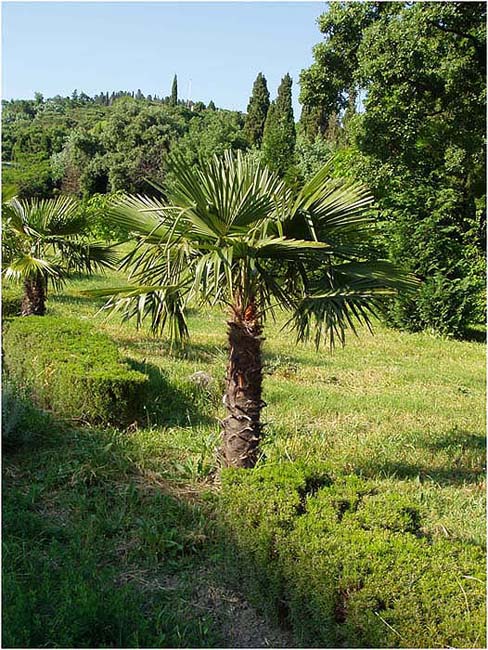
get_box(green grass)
[3,270,486,647]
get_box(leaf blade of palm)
[2,195,119,287]
[92,151,417,345]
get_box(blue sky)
[2,2,326,116]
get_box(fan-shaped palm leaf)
[2,195,119,315]
[85,151,418,468]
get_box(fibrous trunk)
[221,301,264,468]
[21,274,46,316]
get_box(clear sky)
[2,1,326,116]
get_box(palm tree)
[2,195,118,315]
[91,151,417,468]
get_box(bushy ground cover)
[1,284,22,316]
[2,270,486,647]
[4,316,149,427]
[220,465,485,648]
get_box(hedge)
[2,286,22,317]
[220,464,486,648]
[3,316,149,427]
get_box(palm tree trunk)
[21,274,46,316]
[221,300,264,468]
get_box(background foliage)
[299,1,486,337]
[2,2,485,336]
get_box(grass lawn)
[3,270,486,647]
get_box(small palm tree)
[2,195,118,315]
[92,152,417,468]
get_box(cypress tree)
[244,72,270,147]
[170,75,178,106]
[262,73,296,176]
[208,100,216,111]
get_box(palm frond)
[106,194,185,240]
[290,286,387,349]
[254,237,330,260]
[284,159,375,244]
[52,240,120,274]
[4,254,63,282]
[6,195,83,236]
[289,261,419,348]
[82,283,189,340]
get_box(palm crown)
[2,195,118,315]
[92,151,417,467]
[97,151,415,342]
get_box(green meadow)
[3,270,485,647]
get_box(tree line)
[2,1,485,337]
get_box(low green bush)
[2,285,22,317]
[220,464,486,648]
[3,316,149,427]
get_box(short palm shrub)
[3,316,149,427]
[89,151,417,467]
[2,196,117,316]
[220,464,486,648]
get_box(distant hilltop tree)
[170,75,178,106]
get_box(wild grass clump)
[3,316,149,427]
[220,463,486,648]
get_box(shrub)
[2,285,22,317]
[3,316,149,427]
[220,464,486,648]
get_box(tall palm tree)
[90,151,417,468]
[2,195,118,315]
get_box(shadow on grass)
[354,428,486,487]
[2,417,225,648]
[49,292,108,309]
[462,326,486,343]
[356,459,485,486]
[127,358,214,428]
[114,333,325,369]
[424,429,486,453]
[117,336,228,365]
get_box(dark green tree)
[170,75,178,107]
[299,103,329,142]
[244,72,270,147]
[300,1,486,337]
[262,73,296,176]
[208,100,216,111]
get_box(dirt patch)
[119,565,296,647]
[190,569,296,648]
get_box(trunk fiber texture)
[221,305,264,468]
[21,275,46,316]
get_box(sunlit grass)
[46,270,486,547]
[3,269,486,646]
